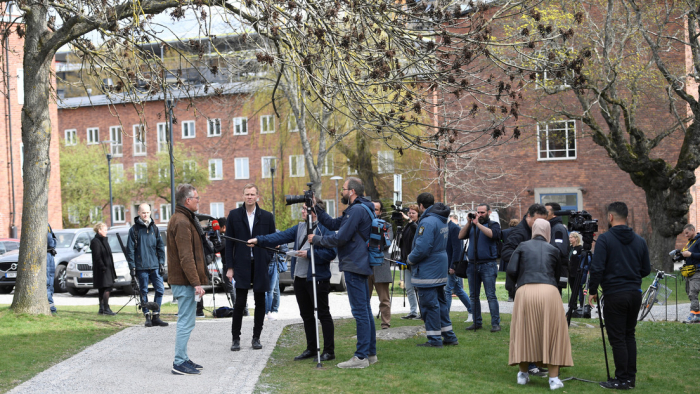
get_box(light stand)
[99,140,115,226]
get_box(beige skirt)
[508,283,574,367]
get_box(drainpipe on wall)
[5,2,17,238]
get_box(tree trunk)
[644,189,686,273]
[10,7,53,315]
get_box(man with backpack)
[310,177,376,369]
[408,193,458,347]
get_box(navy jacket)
[408,203,450,288]
[683,233,700,267]
[225,203,276,292]
[465,219,502,262]
[313,196,374,276]
[126,216,165,271]
[256,222,336,281]
[588,225,651,297]
[446,221,463,269]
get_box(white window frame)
[64,129,77,146]
[210,202,225,218]
[288,115,299,132]
[134,163,147,183]
[289,155,305,177]
[261,156,277,179]
[111,163,124,183]
[160,204,172,222]
[157,122,168,152]
[537,120,577,161]
[233,117,248,135]
[234,157,250,179]
[87,127,99,145]
[209,159,223,180]
[112,205,126,223]
[321,154,334,176]
[158,167,169,182]
[183,160,197,181]
[377,151,395,174]
[324,199,336,218]
[182,120,196,139]
[260,115,275,134]
[133,124,147,156]
[207,118,221,137]
[236,201,244,208]
[109,126,123,156]
[393,174,403,203]
[347,159,358,175]
[17,68,23,105]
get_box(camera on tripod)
[195,213,223,256]
[390,200,409,223]
[285,182,315,208]
[669,249,685,263]
[554,210,599,234]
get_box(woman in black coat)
[91,222,117,315]
[567,231,586,309]
[399,205,420,319]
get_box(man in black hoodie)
[545,203,570,292]
[589,202,651,390]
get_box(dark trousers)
[603,290,642,381]
[294,276,334,354]
[231,288,265,340]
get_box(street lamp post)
[99,140,116,226]
[270,165,276,217]
[330,176,343,217]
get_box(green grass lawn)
[0,303,179,393]
[256,312,699,393]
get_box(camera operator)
[226,184,276,352]
[458,203,502,333]
[248,198,337,362]
[125,203,168,327]
[679,224,700,323]
[369,199,393,329]
[588,202,650,390]
[309,177,376,369]
[544,203,571,294]
[408,193,458,347]
[167,184,208,375]
[400,205,421,320]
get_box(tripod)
[304,203,324,368]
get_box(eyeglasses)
[187,196,200,201]
[341,188,351,192]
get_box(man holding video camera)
[408,193,458,347]
[226,184,276,352]
[310,177,376,369]
[679,223,700,323]
[589,202,650,390]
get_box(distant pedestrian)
[47,224,58,315]
[90,222,117,316]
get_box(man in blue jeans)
[126,203,168,327]
[458,203,502,332]
[265,238,288,320]
[445,215,471,321]
[310,177,375,369]
[47,225,57,315]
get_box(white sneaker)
[517,372,530,385]
[549,378,564,390]
[465,315,473,323]
[337,356,369,369]
[267,312,276,321]
[368,355,378,365]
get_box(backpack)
[358,203,391,267]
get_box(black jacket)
[400,221,418,267]
[588,225,651,297]
[507,235,560,289]
[91,234,117,289]
[501,216,531,265]
[684,233,700,266]
[225,203,276,292]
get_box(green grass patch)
[257,312,699,393]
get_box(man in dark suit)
[225,184,276,351]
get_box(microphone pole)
[220,234,283,254]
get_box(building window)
[89,206,102,223]
[86,127,99,145]
[235,157,250,179]
[233,117,247,135]
[347,159,358,175]
[182,120,195,139]
[236,201,244,208]
[260,115,275,134]
[209,159,223,180]
[290,155,305,177]
[210,202,225,218]
[321,154,334,176]
[291,204,303,220]
[111,163,124,183]
[109,126,123,156]
[67,206,79,224]
[133,124,147,155]
[183,160,197,182]
[537,120,576,160]
[288,115,298,132]
[65,129,77,146]
[261,156,277,178]
[208,118,221,137]
[393,174,403,203]
[157,123,168,152]
[160,204,171,222]
[324,199,336,218]
[134,163,147,182]
[378,151,395,174]
[112,205,125,223]
[535,187,583,227]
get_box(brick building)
[0,16,63,238]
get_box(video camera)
[554,210,599,234]
[669,249,685,263]
[195,213,223,254]
[390,200,409,223]
[285,182,315,208]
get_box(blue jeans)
[418,286,458,345]
[271,273,280,312]
[445,274,471,313]
[467,261,500,327]
[172,285,196,365]
[136,269,165,314]
[404,269,418,314]
[344,271,376,359]
[265,264,279,314]
[47,255,56,313]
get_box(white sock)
[549,377,561,384]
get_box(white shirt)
[246,206,256,257]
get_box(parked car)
[65,226,169,296]
[278,242,346,292]
[0,228,94,294]
[0,238,20,255]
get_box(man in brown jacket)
[167,183,209,375]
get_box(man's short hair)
[545,202,561,212]
[372,199,384,213]
[243,183,259,194]
[347,177,364,196]
[527,203,547,217]
[607,201,628,220]
[478,203,490,211]
[416,193,434,209]
[684,223,696,232]
[138,203,151,213]
[176,184,197,205]
[218,217,228,228]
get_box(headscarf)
[531,218,551,243]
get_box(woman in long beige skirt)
[506,219,573,390]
